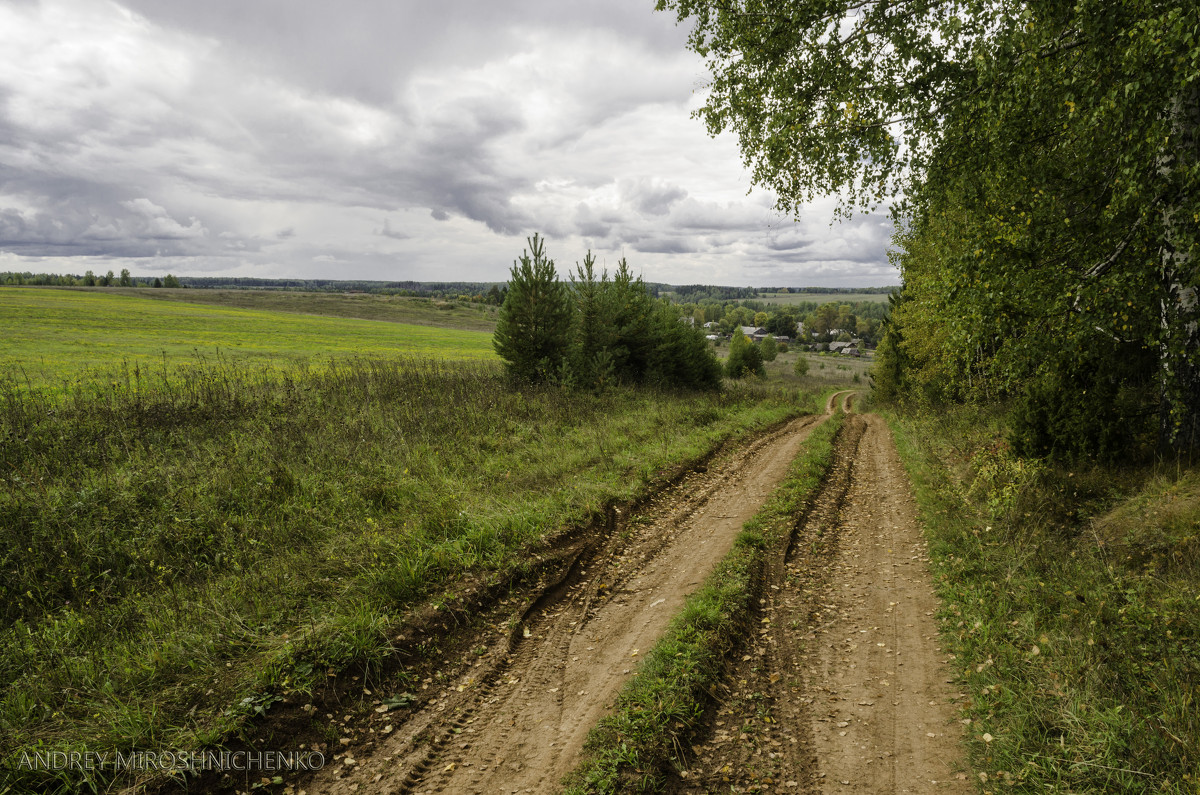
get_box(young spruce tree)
[570,251,617,390]
[493,234,574,383]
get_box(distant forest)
[0,270,897,304]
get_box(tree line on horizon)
[3,270,893,297]
[1,269,182,288]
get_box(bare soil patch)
[291,410,833,795]
[670,413,968,794]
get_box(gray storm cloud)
[0,0,897,285]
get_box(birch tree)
[658,0,1199,452]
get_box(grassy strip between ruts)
[885,406,1200,793]
[0,355,818,794]
[564,409,844,794]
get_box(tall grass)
[888,405,1200,793]
[0,354,810,793]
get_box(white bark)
[1158,84,1200,452]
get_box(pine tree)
[493,234,574,384]
[606,258,655,383]
[570,251,616,389]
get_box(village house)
[740,326,771,341]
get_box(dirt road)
[285,399,966,795]
[670,413,968,794]
[302,407,836,795]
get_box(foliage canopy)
[725,328,766,379]
[660,0,1200,454]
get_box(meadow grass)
[754,291,894,305]
[887,405,1200,793]
[0,287,495,388]
[780,350,871,384]
[0,353,814,793]
[565,410,844,793]
[713,346,871,389]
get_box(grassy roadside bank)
[565,410,844,793]
[886,407,1200,793]
[0,356,816,794]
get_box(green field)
[0,288,496,387]
[755,290,895,305]
[112,286,501,331]
[713,343,873,387]
[0,283,869,793]
[0,284,827,793]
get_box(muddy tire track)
[825,390,857,415]
[670,413,968,794]
[300,407,837,795]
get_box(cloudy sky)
[0,0,898,287]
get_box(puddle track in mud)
[671,412,968,794]
[304,406,839,795]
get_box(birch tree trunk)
[1159,83,1200,453]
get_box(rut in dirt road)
[672,412,968,794]
[302,405,839,795]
